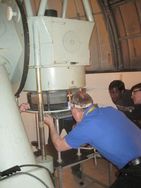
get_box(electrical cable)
[19,164,55,186]
[0,163,55,187]
[0,171,49,188]
[15,0,30,97]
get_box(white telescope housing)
[24,17,94,91]
[0,0,94,187]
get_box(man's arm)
[44,114,71,152]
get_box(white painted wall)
[19,71,141,142]
[19,92,38,143]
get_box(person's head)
[131,83,141,104]
[70,90,93,122]
[108,80,126,104]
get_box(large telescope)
[0,0,94,187]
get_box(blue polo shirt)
[65,106,141,169]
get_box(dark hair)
[131,83,141,92]
[108,80,125,91]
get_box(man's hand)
[19,103,30,112]
[44,114,54,127]
[44,114,71,152]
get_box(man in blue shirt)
[44,90,141,188]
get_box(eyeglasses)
[132,88,141,95]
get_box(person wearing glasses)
[131,83,141,104]
[108,80,141,128]
[130,83,141,128]
[44,90,141,188]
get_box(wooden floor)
[54,158,118,188]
